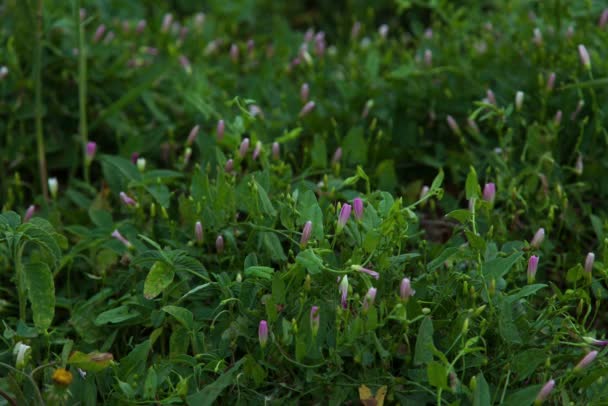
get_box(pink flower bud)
[183,147,192,165]
[585,252,595,274]
[527,255,539,283]
[424,28,433,38]
[353,265,379,280]
[93,24,106,43]
[353,197,364,220]
[575,350,598,371]
[351,21,361,39]
[331,147,342,165]
[571,100,584,121]
[121,20,130,34]
[299,101,316,117]
[566,25,574,39]
[578,44,591,70]
[249,104,263,118]
[530,228,545,248]
[225,159,234,173]
[400,277,415,301]
[300,83,310,103]
[136,20,146,34]
[339,275,349,308]
[424,49,432,67]
[179,27,188,41]
[161,13,173,33]
[486,89,497,105]
[583,337,608,346]
[420,185,430,200]
[187,125,200,146]
[272,142,280,160]
[378,24,389,39]
[216,119,225,141]
[230,43,239,63]
[131,152,139,164]
[194,13,205,28]
[252,141,262,160]
[533,28,543,46]
[104,31,115,44]
[112,229,132,249]
[216,235,224,254]
[337,203,352,232]
[195,221,203,243]
[258,320,269,348]
[239,138,250,158]
[361,100,374,118]
[86,141,97,164]
[483,182,496,203]
[24,205,36,223]
[535,379,555,404]
[79,8,86,21]
[575,153,583,175]
[446,115,461,135]
[300,221,312,247]
[600,9,608,29]
[467,118,480,135]
[179,55,191,73]
[310,306,320,336]
[304,28,314,42]
[546,72,556,92]
[554,110,563,126]
[119,192,137,207]
[362,287,377,311]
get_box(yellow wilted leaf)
[358,384,387,406]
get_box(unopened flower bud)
[578,44,591,70]
[362,287,377,311]
[216,119,225,141]
[515,91,524,111]
[187,125,200,146]
[486,89,497,105]
[272,142,280,160]
[600,9,608,29]
[93,24,106,43]
[136,19,146,34]
[554,110,562,126]
[483,182,496,203]
[13,342,31,369]
[378,24,389,39]
[300,83,310,102]
[236,272,242,283]
[331,147,342,165]
[352,265,380,279]
[353,197,364,220]
[420,185,430,200]
[310,306,320,336]
[161,13,173,33]
[230,43,239,63]
[86,141,97,164]
[225,159,234,173]
[400,277,415,301]
[48,177,59,199]
[446,115,461,135]
[337,203,352,232]
[585,252,595,274]
[252,141,262,160]
[120,191,137,207]
[299,101,316,117]
[546,72,556,92]
[0,66,8,80]
[530,228,545,248]
[195,221,203,243]
[535,379,555,404]
[339,275,349,308]
[239,138,250,158]
[137,157,146,172]
[112,229,133,249]
[575,154,583,175]
[533,28,543,46]
[258,320,269,348]
[24,205,36,223]
[528,255,539,284]
[215,235,224,254]
[574,350,598,371]
[424,49,432,67]
[300,221,312,247]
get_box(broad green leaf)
[483,251,523,280]
[445,209,472,224]
[276,127,303,143]
[162,305,194,330]
[272,273,286,304]
[95,306,140,325]
[465,166,480,200]
[502,384,543,406]
[296,249,323,275]
[506,284,547,303]
[24,261,55,330]
[430,169,445,191]
[186,358,245,406]
[143,366,158,399]
[297,190,324,240]
[68,351,114,373]
[254,180,277,217]
[427,361,448,389]
[0,211,21,229]
[414,317,434,365]
[261,232,286,262]
[244,266,274,280]
[473,372,491,406]
[144,261,175,300]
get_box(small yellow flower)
[52,368,73,387]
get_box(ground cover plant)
[1,0,608,404]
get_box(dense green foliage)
[1,0,608,404]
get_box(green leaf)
[0,211,21,229]
[414,317,434,365]
[145,184,171,208]
[24,261,55,330]
[506,284,547,303]
[445,209,472,224]
[343,126,367,165]
[297,190,324,240]
[276,127,303,143]
[502,384,543,406]
[473,372,491,406]
[186,358,245,406]
[254,181,277,217]
[144,261,175,300]
[244,266,274,280]
[95,306,140,325]
[162,305,194,331]
[296,249,324,275]
[465,166,480,200]
[483,251,523,280]
[68,351,114,373]
[272,274,286,304]
[427,361,448,389]
[430,169,445,191]
[261,232,286,262]
[143,366,158,399]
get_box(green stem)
[34,0,48,200]
[15,245,26,322]
[77,0,89,183]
